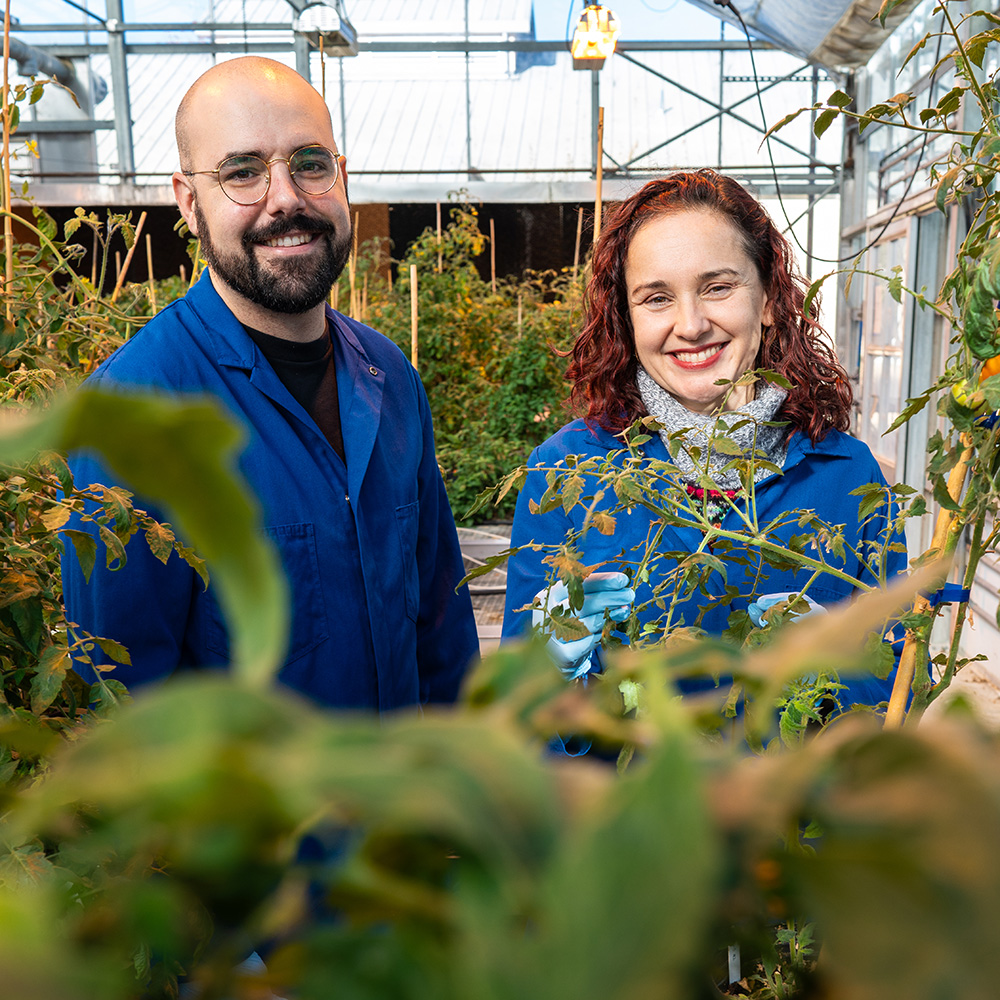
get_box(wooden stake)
[885,433,974,729]
[2,0,13,323]
[387,265,393,295]
[348,209,358,318]
[331,282,339,310]
[573,206,583,281]
[188,242,202,288]
[436,201,442,274]
[145,232,157,313]
[110,210,147,304]
[362,273,368,321]
[319,34,326,101]
[517,293,523,337]
[490,217,496,296]
[115,250,122,280]
[593,106,605,244]
[409,264,418,369]
[179,264,187,283]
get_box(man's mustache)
[242,214,340,248]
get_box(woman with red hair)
[502,170,903,714]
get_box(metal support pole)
[338,54,347,152]
[294,31,310,80]
[464,0,472,177]
[806,64,818,276]
[104,0,135,180]
[591,68,600,179]
[716,20,724,167]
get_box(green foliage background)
[335,201,578,520]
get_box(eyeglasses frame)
[181,144,342,206]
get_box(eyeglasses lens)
[218,155,269,204]
[218,146,338,205]
[289,147,338,194]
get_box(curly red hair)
[567,170,852,443]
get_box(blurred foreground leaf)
[0,389,288,687]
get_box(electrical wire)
[712,0,946,264]
[565,0,578,52]
[57,0,106,27]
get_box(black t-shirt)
[243,323,345,461]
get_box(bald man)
[62,58,478,710]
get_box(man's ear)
[339,155,349,198]
[172,171,199,236]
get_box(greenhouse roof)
[696,0,922,69]
[10,0,914,207]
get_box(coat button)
[369,366,378,376]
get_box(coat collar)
[183,272,384,487]
[577,416,855,469]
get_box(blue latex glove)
[747,591,826,628]
[533,571,635,680]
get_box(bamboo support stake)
[331,282,339,310]
[436,202,442,273]
[115,250,122,281]
[573,206,583,281]
[362,273,368,321]
[110,210,147,304]
[179,264,187,283]
[2,0,12,323]
[517,293,523,338]
[490,217,496,296]
[884,433,975,729]
[319,35,326,100]
[188,244,202,288]
[409,264,418,369]
[348,210,358,318]
[145,232,157,313]
[593,106,605,244]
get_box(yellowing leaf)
[39,506,70,531]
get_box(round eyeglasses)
[182,144,341,206]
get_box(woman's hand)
[533,571,635,680]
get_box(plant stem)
[2,0,12,323]
[941,2,992,118]
[913,509,987,720]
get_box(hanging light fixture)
[571,4,620,71]
[293,1,359,57]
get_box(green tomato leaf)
[30,644,69,713]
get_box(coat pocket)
[206,522,329,665]
[395,501,420,622]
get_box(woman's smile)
[669,343,727,368]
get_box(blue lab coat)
[62,274,477,711]
[502,418,907,709]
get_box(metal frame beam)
[103,0,135,180]
[15,11,831,233]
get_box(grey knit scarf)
[636,366,789,493]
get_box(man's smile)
[260,233,316,249]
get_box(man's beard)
[194,203,352,314]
